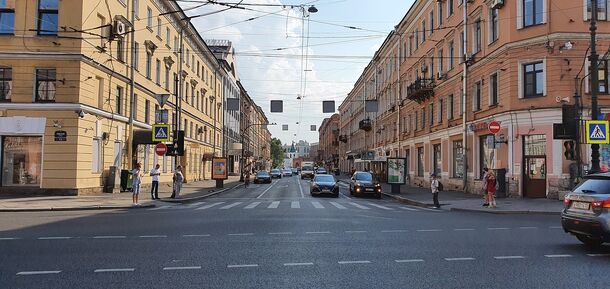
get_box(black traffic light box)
[166,130,184,156]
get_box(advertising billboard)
[212,157,228,180]
[387,157,407,184]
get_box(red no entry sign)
[488,121,501,134]
[155,143,168,156]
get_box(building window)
[116,86,123,115]
[185,85,189,103]
[523,0,544,27]
[146,7,152,29]
[133,42,139,70]
[117,37,125,63]
[414,111,418,131]
[448,41,454,70]
[587,0,608,20]
[479,135,495,178]
[133,94,138,120]
[0,1,15,34]
[174,36,178,53]
[438,48,444,75]
[421,20,426,42]
[490,72,499,105]
[452,141,463,178]
[145,52,152,79]
[2,137,43,186]
[523,61,544,98]
[417,147,424,177]
[414,30,419,50]
[155,59,160,85]
[459,91,464,115]
[173,73,178,95]
[433,144,441,175]
[490,8,499,43]
[448,94,454,119]
[421,108,426,129]
[191,84,195,105]
[448,0,454,16]
[474,81,481,111]
[35,69,56,101]
[38,0,58,36]
[165,67,170,91]
[92,138,102,173]
[473,18,481,53]
[459,31,465,62]
[429,103,434,126]
[145,99,150,124]
[438,98,443,123]
[133,0,139,18]
[0,67,12,100]
[157,18,161,37]
[429,11,434,35]
[438,1,443,26]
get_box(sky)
[182,0,415,146]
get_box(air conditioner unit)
[113,20,126,37]
[491,0,504,9]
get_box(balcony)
[359,118,373,131]
[406,78,435,104]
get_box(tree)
[270,138,284,168]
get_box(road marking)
[139,235,167,238]
[381,230,408,233]
[16,271,61,275]
[283,262,314,266]
[416,229,442,232]
[494,256,525,260]
[94,268,135,273]
[187,202,206,207]
[267,201,280,209]
[339,192,352,199]
[182,234,210,237]
[220,202,243,210]
[487,227,510,230]
[519,226,538,230]
[444,257,476,261]
[329,202,347,209]
[305,231,331,234]
[366,203,393,210]
[291,201,300,208]
[548,226,563,229]
[38,237,72,240]
[544,254,573,258]
[395,259,424,263]
[244,202,260,209]
[345,230,367,233]
[257,181,278,199]
[268,232,293,235]
[454,228,476,231]
[0,237,19,240]
[349,202,370,210]
[311,201,325,209]
[227,264,259,268]
[297,178,305,198]
[163,266,201,271]
[398,206,419,211]
[148,205,172,211]
[93,236,126,239]
[338,260,371,264]
[587,253,610,257]
[194,202,225,210]
[228,233,254,236]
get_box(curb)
[382,192,433,209]
[0,204,155,212]
[160,183,244,204]
[449,207,560,215]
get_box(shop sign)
[54,130,67,141]
[469,121,500,132]
[387,157,407,185]
[212,157,228,180]
[586,120,610,144]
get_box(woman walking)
[172,166,184,198]
[486,171,497,208]
[132,163,143,206]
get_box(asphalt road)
[1,176,609,289]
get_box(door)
[523,156,546,198]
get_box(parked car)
[349,171,382,199]
[310,174,339,198]
[282,169,293,177]
[254,171,272,184]
[270,169,282,179]
[315,168,328,174]
[561,173,610,247]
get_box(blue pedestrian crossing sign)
[152,124,171,142]
[586,120,610,144]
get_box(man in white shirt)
[150,164,161,200]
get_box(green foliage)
[270,138,284,168]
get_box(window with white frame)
[448,41,454,70]
[490,8,499,43]
[146,7,152,29]
[429,11,434,35]
[586,0,608,20]
[438,48,444,75]
[473,81,481,111]
[0,67,12,100]
[473,18,481,53]
[520,0,544,27]
[133,0,139,18]
[438,98,443,123]
[438,1,443,26]
[522,61,544,98]
[448,94,454,119]
[0,1,15,34]
[448,0,454,16]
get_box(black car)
[270,169,282,178]
[561,173,610,247]
[349,171,382,199]
[254,171,272,184]
[310,174,339,198]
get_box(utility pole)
[590,0,601,173]
[461,0,469,190]
[127,0,136,169]
[174,26,184,170]
[395,29,402,160]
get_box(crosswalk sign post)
[586,120,610,144]
[152,124,171,142]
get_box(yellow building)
[0,0,224,195]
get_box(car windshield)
[271,169,280,173]
[256,171,269,177]
[317,169,327,172]
[573,178,610,194]
[355,172,373,181]
[302,166,313,171]
[314,175,335,183]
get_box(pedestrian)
[486,171,497,208]
[150,164,161,200]
[482,168,490,207]
[132,163,142,206]
[172,165,184,198]
[351,166,356,176]
[244,171,250,188]
[430,173,440,209]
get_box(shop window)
[433,144,441,175]
[479,135,496,178]
[417,147,424,177]
[0,1,15,34]
[0,67,12,101]
[38,0,59,36]
[453,141,463,178]
[35,68,56,101]
[2,136,42,186]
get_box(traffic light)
[175,130,184,156]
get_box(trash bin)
[120,169,133,192]
[494,168,507,198]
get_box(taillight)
[592,199,610,209]
[563,198,572,207]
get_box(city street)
[1,176,608,289]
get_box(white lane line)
[487,227,510,230]
[549,226,563,229]
[244,202,261,209]
[416,229,443,232]
[219,202,243,210]
[339,192,353,199]
[329,202,347,209]
[338,260,371,264]
[93,236,126,239]
[444,257,476,261]
[587,253,610,257]
[163,266,201,271]
[283,262,314,266]
[395,259,424,263]
[544,254,573,258]
[519,226,538,230]
[381,230,408,233]
[366,203,394,210]
[94,268,135,273]
[305,231,331,234]
[257,181,278,199]
[494,256,526,260]
[345,230,367,233]
[139,235,167,238]
[291,201,300,208]
[194,202,225,210]
[267,201,280,209]
[148,205,172,211]
[398,206,419,211]
[228,233,254,236]
[0,237,19,240]
[297,178,305,198]
[38,237,73,240]
[454,228,476,231]
[227,264,258,268]
[17,270,61,275]
[311,201,325,209]
[349,202,370,210]
[182,234,210,237]
[268,232,293,235]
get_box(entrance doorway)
[523,135,547,198]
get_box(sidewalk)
[0,176,242,212]
[336,175,564,215]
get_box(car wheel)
[576,234,603,248]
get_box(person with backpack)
[430,173,441,209]
[486,171,497,208]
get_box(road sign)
[155,143,168,156]
[586,120,610,144]
[154,94,170,108]
[488,121,501,134]
[152,124,171,142]
[155,109,169,124]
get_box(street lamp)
[240,122,276,181]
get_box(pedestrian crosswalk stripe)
[311,201,324,209]
[194,202,225,210]
[329,202,346,209]
[366,203,393,210]
[244,202,260,209]
[220,202,243,209]
[349,202,370,209]
[187,202,206,207]
[291,201,300,208]
[268,201,280,208]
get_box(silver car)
[561,173,610,247]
